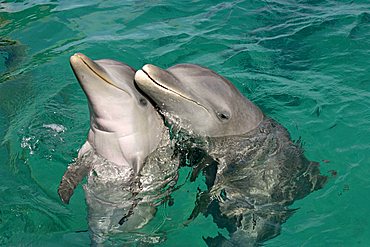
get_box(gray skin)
[135,64,327,246]
[58,54,177,245]
[135,64,263,137]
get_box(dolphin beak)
[134,69,153,88]
[140,64,169,86]
[135,64,178,93]
[141,64,159,75]
[70,53,118,88]
[135,64,208,111]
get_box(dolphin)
[135,64,327,246]
[58,54,178,245]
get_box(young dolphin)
[135,64,328,246]
[58,54,177,245]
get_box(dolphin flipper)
[182,147,219,225]
[58,160,92,204]
[185,163,218,224]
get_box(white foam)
[42,123,66,133]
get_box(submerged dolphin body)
[58,54,177,245]
[135,64,327,246]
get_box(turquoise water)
[1,0,369,246]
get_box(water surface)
[1,0,369,246]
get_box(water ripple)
[0,0,369,246]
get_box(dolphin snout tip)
[71,53,85,60]
[142,64,151,72]
[70,53,91,66]
[142,64,159,73]
[70,54,80,65]
[134,69,147,82]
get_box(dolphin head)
[134,64,263,137]
[70,53,164,173]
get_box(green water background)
[1,0,369,246]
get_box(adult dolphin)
[58,54,178,245]
[135,64,328,246]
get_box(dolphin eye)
[139,98,148,106]
[217,112,230,121]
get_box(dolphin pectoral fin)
[58,161,92,204]
[189,153,219,191]
[184,189,211,226]
[58,140,93,204]
[183,149,218,225]
[180,147,218,187]
[190,155,211,182]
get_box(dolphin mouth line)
[141,69,211,114]
[75,54,130,95]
